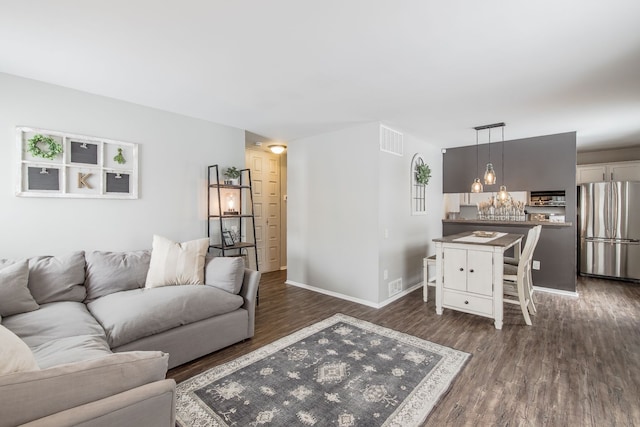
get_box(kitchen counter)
[442,218,572,227]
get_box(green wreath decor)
[416,163,432,185]
[27,134,63,160]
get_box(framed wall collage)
[16,127,139,199]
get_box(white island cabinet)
[434,232,523,329]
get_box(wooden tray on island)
[473,231,497,238]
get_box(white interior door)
[246,149,281,272]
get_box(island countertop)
[442,218,573,227]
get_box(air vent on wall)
[380,125,403,156]
[388,278,403,297]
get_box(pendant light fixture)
[484,128,497,185]
[497,124,510,201]
[470,128,483,193]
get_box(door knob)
[469,269,474,273]
[459,268,464,271]
[464,300,469,304]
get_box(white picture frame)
[16,127,139,199]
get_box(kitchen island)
[433,231,523,329]
[442,218,576,293]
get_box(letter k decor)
[77,172,93,189]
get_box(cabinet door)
[577,165,607,184]
[443,248,467,291]
[609,161,640,182]
[466,251,493,296]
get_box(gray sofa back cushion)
[27,252,86,304]
[0,260,40,316]
[204,256,245,294]
[84,250,151,302]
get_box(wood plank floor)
[169,271,640,426]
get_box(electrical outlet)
[383,269,388,280]
[532,260,540,270]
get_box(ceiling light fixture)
[269,144,286,154]
[497,124,510,201]
[471,128,483,193]
[484,128,497,185]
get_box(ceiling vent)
[380,125,403,156]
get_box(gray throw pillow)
[204,256,245,294]
[0,261,40,316]
[27,252,86,304]
[84,250,151,301]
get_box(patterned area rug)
[176,314,469,426]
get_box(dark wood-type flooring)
[169,271,640,426]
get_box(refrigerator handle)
[604,183,610,238]
[613,182,619,236]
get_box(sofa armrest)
[239,268,261,337]
[0,351,169,427]
[21,379,176,427]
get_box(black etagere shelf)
[207,164,259,271]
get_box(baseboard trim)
[379,283,423,308]
[533,286,579,298]
[284,280,422,309]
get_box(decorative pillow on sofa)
[84,250,151,301]
[0,260,40,317]
[205,256,245,294]
[145,235,209,288]
[0,324,39,375]
[27,252,86,304]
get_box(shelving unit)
[207,164,259,270]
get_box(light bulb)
[497,185,509,201]
[226,193,236,211]
[471,178,483,193]
[484,163,496,185]
[269,145,286,154]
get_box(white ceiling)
[1,1,639,151]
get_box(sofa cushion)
[0,324,39,375]
[27,251,86,304]
[0,351,169,427]
[87,285,244,348]
[0,260,40,316]
[2,301,111,368]
[84,250,151,302]
[145,235,209,288]
[205,256,245,294]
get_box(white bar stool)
[423,254,436,302]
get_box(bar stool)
[423,254,436,302]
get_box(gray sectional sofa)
[0,250,261,427]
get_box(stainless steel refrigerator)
[579,181,640,281]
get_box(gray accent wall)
[443,132,577,292]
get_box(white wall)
[287,123,380,303]
[0,73,245,259]
[377,132,442,302]
[287,122,442,305]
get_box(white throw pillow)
[145,235,209,288]
[0,324,40,375]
